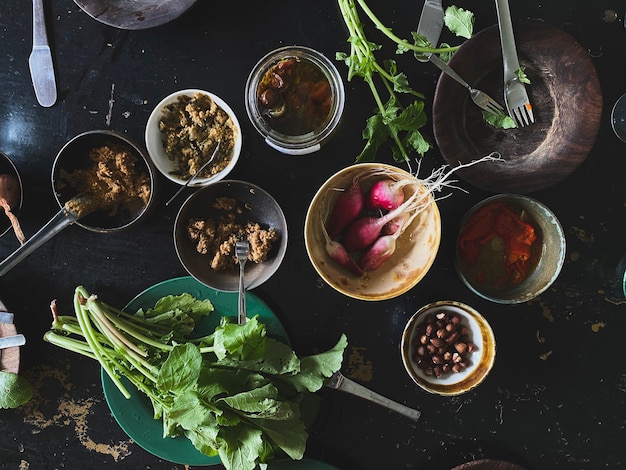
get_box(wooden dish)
[0,300,20,374]
[451,459,527,470]
[73,0,197,30]
[433,21,602,193]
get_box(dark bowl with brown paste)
[52,130,156,232]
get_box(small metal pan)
[0,130,155,276]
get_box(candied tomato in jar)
[257,57,332,136]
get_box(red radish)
[341,186,426,253]
[365,178,405,210]
[360,210,421,271]
[359,233,397,271]
[381,212,410,236]
[321,217,363,276]
[326,175,364,239]
[0,174,25,245]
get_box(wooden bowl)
[0,300,20,374]
[433,21,602,193]
[73,0,197,30]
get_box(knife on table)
[326,371,421,421]
[0,334,26,350]
[29,0,57,107]
[414,0,445,64]
[0,312,14,324]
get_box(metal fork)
[235,239,249,325]
[416,0,505,116]
[495,0,534,127]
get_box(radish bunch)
[323,171,423,274]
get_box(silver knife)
[326,371,421,421]
[29,0,57,107]
[414,0,445,63]
[0,312,14,324]
[0,334,26,350]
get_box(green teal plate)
[101,276,289,466]
[268,459,341,469]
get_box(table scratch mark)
[106,83,115,126]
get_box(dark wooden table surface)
[1,1,625,469]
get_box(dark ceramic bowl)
[174,180,288,292]
[455,194,565,304]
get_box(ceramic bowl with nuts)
[145,89,242,188]
[401,300,496,396]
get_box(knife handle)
[332,374,421,421]
[494,0,521,79]
[32,0,49,48]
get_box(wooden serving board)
[0,300,20,374]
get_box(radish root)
[0,198,26,245]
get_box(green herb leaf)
[0,371,32,409]
[516,67,531,84]
[483,110,517,129]
[444,6,475,39]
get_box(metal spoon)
[236,239,249,325]
[165,139,222,207]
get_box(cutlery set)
[417,0,533,127]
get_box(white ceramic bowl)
[401,301,496,396]
[145,89,242,187]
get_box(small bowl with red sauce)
[455,194,566,304]
[245,46,345,155]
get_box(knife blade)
[414,0,445,62]
[0,312,14,324]
[0,334,26,350]
[29,0,57,107]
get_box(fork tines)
[512,102,535,127]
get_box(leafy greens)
[337,0,476,163]
[44,286,347,470]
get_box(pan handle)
[0,207,78,276]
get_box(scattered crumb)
[591,321,606,332]
[539,350,553,361]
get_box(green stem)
[74,287,131,399]
[354,0,458,55]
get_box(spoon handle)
[0,207,77,276]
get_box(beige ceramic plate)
[305,163,441,301]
